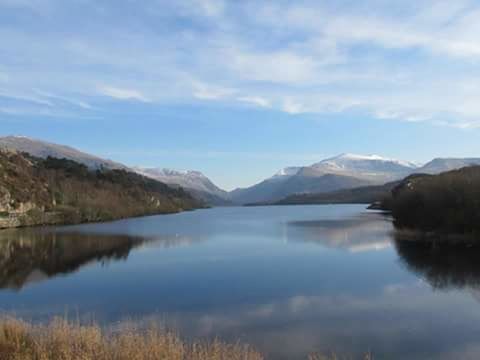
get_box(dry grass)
[0,317,374,360]
[308,352,373,360]
[0,317,263,360]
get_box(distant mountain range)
[0,136,229,206]
[1,136,479,207]
[231,154,416,204]
[232,153,480,205]
[133,167,231,205]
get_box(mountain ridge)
[230,153,420,204]
[0,136,229,206]
[2,136,479,207]
[133,167,231,206]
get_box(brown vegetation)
[0,317,263,360]
[0,151,201,228]
[0,317,376,360]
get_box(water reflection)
[287,213,393,252]
[2,206,480,359]
[0,228,198,290]
[394,236,480,290]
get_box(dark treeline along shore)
[0,150,201,229]
[380,166,480,238]
[263,165,480,239]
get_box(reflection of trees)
[287,214,392,252]
[0,229,198,290]
[0,230,146,290]
[394,235,480,290]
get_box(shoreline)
[393,228,480,244]
[0,207,198,231]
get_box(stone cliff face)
[0,187,11,213]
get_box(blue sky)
[1,0,480,190]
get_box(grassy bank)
[0,317,262,360]
[0,317,373,360]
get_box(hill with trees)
[383,166,480,236]
[0,150,200,229]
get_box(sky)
[1,0,480,190]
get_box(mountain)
[0,136,125,170]
[309,153,417,183]
[231,153,417,205]
[267,156,480,207]
[0,150,199,229]
[0,136,227,206]
[416,158,480,174]
[133,167,230,206]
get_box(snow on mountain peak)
[321,153,418,169]
[274,166,301,177]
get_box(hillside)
[0,136,230,206]
[231,170,372,204]
[133,167,231,205]
[273,181,398,206]
[384,166,480,236]
[0,151,200,229]
[0,136,125,170]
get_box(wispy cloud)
[34,89,92,109]
[237,96,270,108]
[97,86,150,102]
[0,90,53,107]
[2,0,480,127]
[192,82,235,100]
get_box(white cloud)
[2,0,480,127]
[192,82,235,100]
[34,89,92,109]
[97,86,150,102]
[282,98,306,115]
[0,90,53,107]
[237,96,270,108]
[228,49,318,84]
[195,0,224,17]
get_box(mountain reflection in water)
[0,228,196,290]
[287,213,393,252]
[1,206,480,359]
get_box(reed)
[0,317,263,360]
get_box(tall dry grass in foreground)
[0,317,373,360]
[0,317,263,360]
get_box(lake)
[1,204,480,359]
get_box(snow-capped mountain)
[416,158,480,174]
[310,153,418,183]
[230,153,419,204]
[0,136,126,170]
[133,167,230,205]
[0,136,229,206]
[3,135,479,207]
[273,167,302,178]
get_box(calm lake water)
[1,205,480,359]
